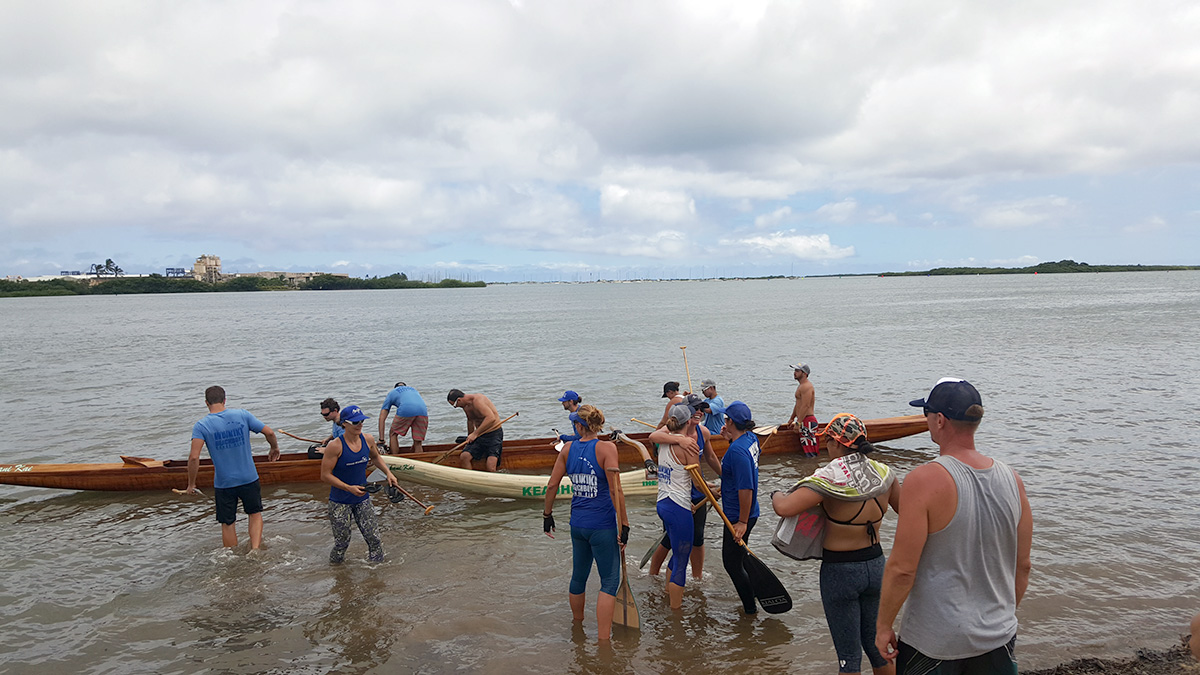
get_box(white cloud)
[600,185,696,223]
[973,196,1073,229]
[754,206,792,228]
[727,231,854,259]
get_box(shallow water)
[2,272,1199,673]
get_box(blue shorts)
[214,480,262,525]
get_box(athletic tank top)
[901,455,1021,659]
[656,442,693,510]
[566,439,615,529]
[329,435,371,505]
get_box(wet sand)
[1026,638,1196,675]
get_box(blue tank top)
[566,439,616,529]
[330,435,371,505]
[690,429,707,501]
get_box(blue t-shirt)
[331,421,345,439]
[703,395,726,436]
[720,431,760,522]
[381,386,428,417]
[191,408,265,489]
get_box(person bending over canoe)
[307,398,344,458]
[646,394,722,581]
[447,389,503,472]
[542,404,630,641]
[772,413,900,674]
[718,401,762,615]
[651,403,705,610]
[321,405,400,564]
[378,382,429,454]
[555,390,582,443]
[187,385,280,550]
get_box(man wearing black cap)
[657,381,684,428]
[876,379,1033,674]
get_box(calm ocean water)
[2,272,1199,673]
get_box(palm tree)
[89,263,104,277]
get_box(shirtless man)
[786,363,819,458]
[657,381,685,428]
[447,389,503,472]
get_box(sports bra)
[826,497,886,545]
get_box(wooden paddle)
[368,468,435,515]
[630,417,657,429]
[431,412,519,465]
[680,346,692,393]
[614,551,640,629]
[684,463,793,614]
[638,533,662,570]
[278,428,323,444]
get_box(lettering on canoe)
[0,464,33,473]
[521,484,573,497]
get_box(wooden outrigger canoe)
[0,415,927,492]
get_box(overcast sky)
[3,0,1198,281]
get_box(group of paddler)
[182,358,1037,674]
[539,370,1036,675]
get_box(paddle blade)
[745,552,792,614]
[614,558,640,629]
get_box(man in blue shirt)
[699,378,726,436]
[187,386,280,550]
[556,390,582,442]
[379,382,429,454]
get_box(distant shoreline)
[0,273,485,298]
[3,260,1196,298]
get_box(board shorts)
[799,415,819,457]
[465,428,504,461]
[897,635,1018,675]
[214,479,263,525]
[390,414,429,441]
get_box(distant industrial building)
[192,254,347,287]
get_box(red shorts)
[390,415,428,442]
[799,416,819,457]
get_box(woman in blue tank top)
[320,405,401,564]
[542,405,631,642]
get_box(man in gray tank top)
[875,379,1033,675]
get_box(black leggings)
[721,517,758,613]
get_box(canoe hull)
[0,415,927,492]
[382,454,659,500]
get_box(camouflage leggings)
[328,500,383,563]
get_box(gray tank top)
[900,455,1021,660]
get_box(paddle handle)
[630,417,656,428]
[390,482,435,514]
[279,428,324,444]
[680,346,692,392]
[684,463,754,555]
[432,411,519,465]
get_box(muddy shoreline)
[1025,639,1195,674]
